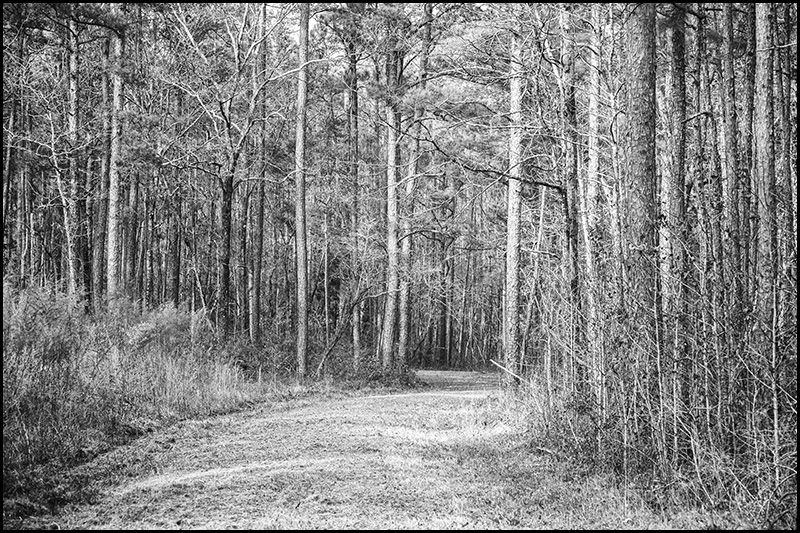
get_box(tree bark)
[239,180,250,334]
[125,173,139,299]
[504,23,523,387]
[172,185,182,308]
[584,3,604,425]
[251,13,268,342]
[92,39,110,309]
[777,4,796,272]
[754,4,776,325]
[623,1,660,462]
[9,31,27,282]
[398,2,432,372]
[106,29,124,303]
[381,21,401,375]
[63,5,80,297]
[562,4,584,390]
[721,3,742,330]
[754,2,779,487]
[169,89,184,309]
[665,2,688,467]
[346,31,362,370]
[295,2,310,378]
[742,4,756,306]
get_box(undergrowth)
[2,284,275,520]
[504,376,794,529]
[2,282,425,524]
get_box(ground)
[17,370,726,529]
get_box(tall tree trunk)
[703,17,727,441]
[397,146,418,370]
[2,30,19,252]
[76,42,92,307]
[664,2,688,467]
[742,4,756,307]
[9,32,27,282]
[398,2,432,371]
[691,6,714,443]
[346,34,361,370]
[93,39,110,309]
[721,3,742,334]
[504,21,523,387]
[323,214,330,347]
[754,2,779,487]
[624,1,659,462]
[720,7,746,443]
[125,173,139,299]
[249,175,265,340]
[437,231,449,368]
[107,29,124,302]
[20,73,31,285]
[143,192,154,308]
[584,3,604,430]
[240,181,250,335]
[295,2,310,378]
[381,27,401,375]
[219,142,240,335]
[561,4,584,390]
[67,9,80,293]
[172,184,182,307]
[371,55,385,359]
[63,6,80,297]
[777,4,796,270]
[660,3,687,322]
[754,4,777,331]
[250,4,268,343]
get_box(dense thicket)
[3,2,796,524]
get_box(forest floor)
[15,370,734,529]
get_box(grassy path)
[32,371,713,529]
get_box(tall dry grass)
[2,282,271,502]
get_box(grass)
[2,283,279,522]
[4,282,785,528]
[476,379,785,529]
[423,389,759,529]
[2,282,429,526]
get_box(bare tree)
[295,2,310,378]
[107,28,124,302]
[380,7,402,375]
[504,15,523,387]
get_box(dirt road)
[41,370,707,529]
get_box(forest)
[2,2,797,528]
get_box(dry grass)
[2,285,772,529]
[12,371,755,529]
[2,282,431,527]
[2,283,277,521]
